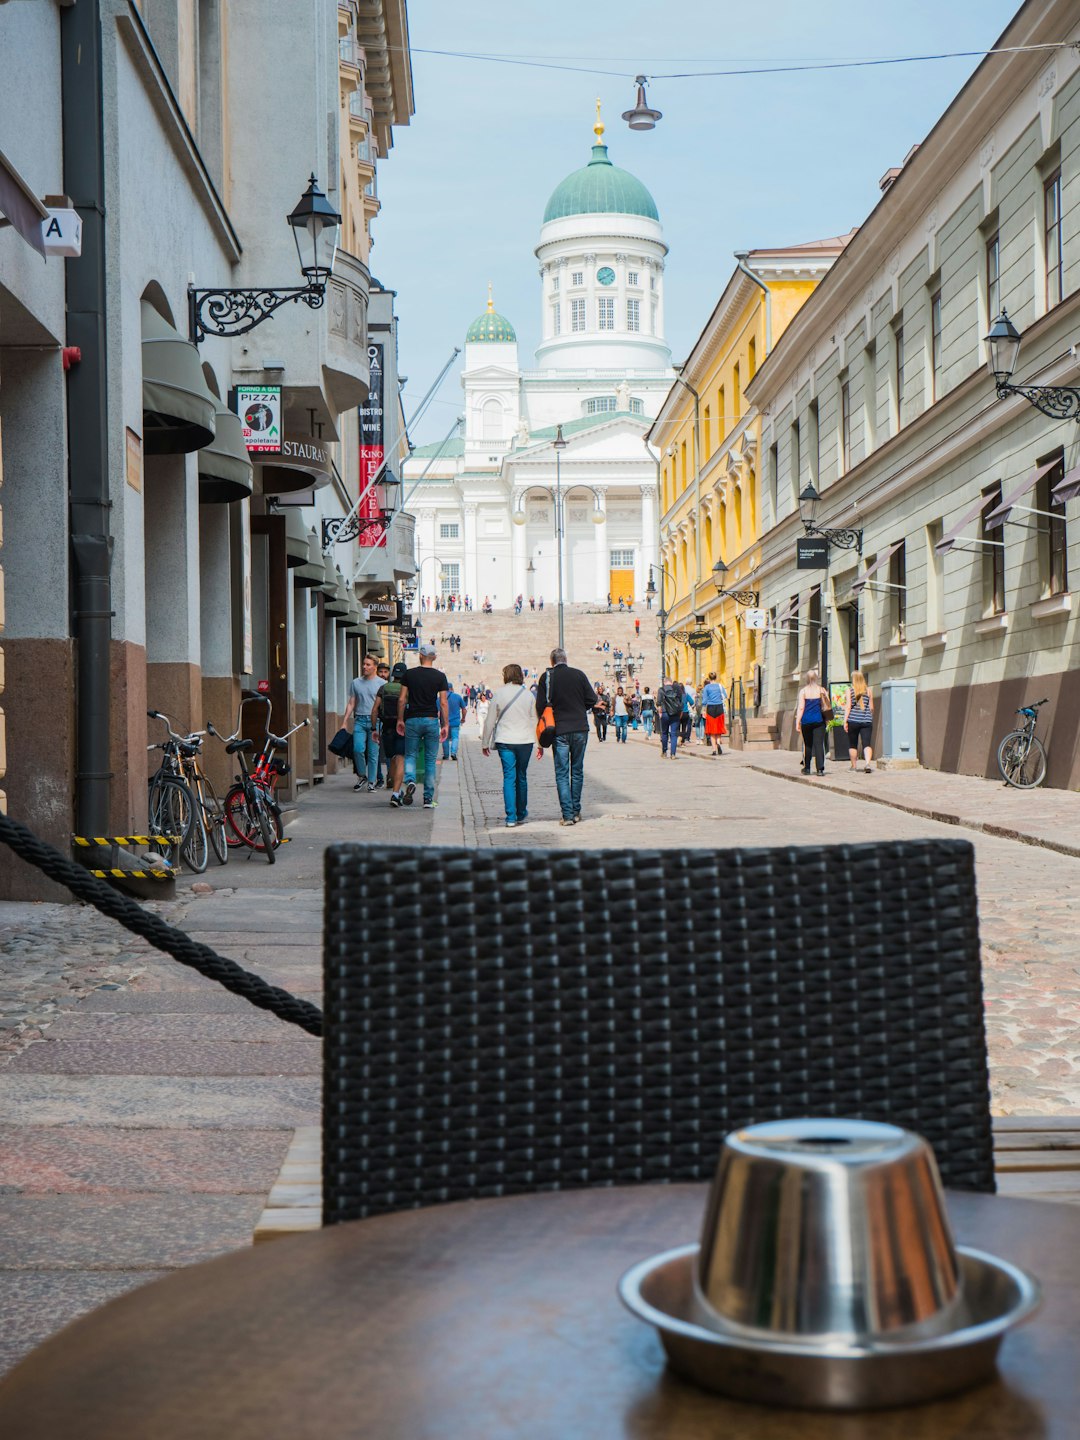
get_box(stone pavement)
[2,715,1080,1371]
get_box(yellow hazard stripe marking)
[74,835,179,846]
[89,869,172,881]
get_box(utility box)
[879,678,918,765]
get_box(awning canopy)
[141,301,217,455]
[325,570,352,616]
[984,459,1059,532]
[0,145,48,255]
[285,508,311,566]
[850,541,904,595]
[294,529,325,588]
[198,406,253,503]
[935,492,996,555]
[1052,465,1080,504]
[258,432,332,496]
[773,595,800,626]
[319,553,340,598]
[365,624,386,657]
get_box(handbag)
[536,668,556,747]
[819,688,834,722]
[328,727,354,759]
[493,684,527,743]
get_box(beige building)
[749,0,1080,788]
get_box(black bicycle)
[996,698,1049,789]
[146,712,207,872]
[206,700,277,864]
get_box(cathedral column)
[417,508,437,602]
[640,484,657,598]
[592,487,608,602]
[511,495,527,600]
[462,503,479,604]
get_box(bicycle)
[146,712,207,872]
[207,698,307,863]
[996,698,1049,788]
[150,711,229,867]
[234,713,311,850]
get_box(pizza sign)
[235,386,281,454]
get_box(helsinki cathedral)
[403,107,674,609]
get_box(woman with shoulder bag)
[794,667,830,776]
[844,670,874,773]
[482,663,535,827]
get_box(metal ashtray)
[619,1119,1040,1410]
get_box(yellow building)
[648,237,853,722]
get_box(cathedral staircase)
[411,602,661,690]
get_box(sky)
[375,0,1026,445]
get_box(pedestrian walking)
[374,663,408,805]
[634,618,641,637]
[374,661,390,786]
[529,596,535,611]
[482,662,535,827]
[702,672,727,756]
[612,686,629,743]
[640,686,656,737]
[657,676,685,757]
[844,670,875,773]
[629,690,642,730]
[795,667,830,776]
[535,647,597,826]
[592,683,609,742]
[679,683,695,746]
[443,682,466,760]
[538,595,544,610]
[343,653,384,793]
[396,642,449,808]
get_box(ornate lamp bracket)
[995,379,1080,422]
[188,280,328,344]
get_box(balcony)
[353,510,416,589]
[338,34,360,94]
[324,247,371,415]
[348,91,369,132]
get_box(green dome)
[543,143,658,224]
[465,308,517,344]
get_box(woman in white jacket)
[482,663,536,828]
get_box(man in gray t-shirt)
[343,654,385,792]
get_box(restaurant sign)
[235,385,281,454]
[365,597,400,623]
[357,344,386,548]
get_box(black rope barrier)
[0,811,323,1038]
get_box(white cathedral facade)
[403,114,674,610]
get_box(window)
[986,233,1000,327]
[703,405,711,458]
[747,336,756,381]
[808,399,820,485]
[863,341,877,451]
[790,421,801,504]
[481,399,503,441]
[552,303,561,335]
[650,274,656,290]
[627,270,639,286]
[585,396,617,414]
[787,596,800,672]
[930,291,943,401]
[717,385,725,445]
[1045,170,1063,309]
[610,548,635,567]
[1038,452,1068,595]
[626,298,640,331]
[629,398,644,415]
[733,362,741,420]
[571,270,584,287]
[840,379,851,473]
[598,296,614,330]
[552,275,559,292]
[889,540,907,642]
[894,321,905,428]
[570,298,586,332]
[440,563,460,598]
[926,520,945,632]
[439,522,459,540]
[768,442,779,523]
[981,485,1005,616]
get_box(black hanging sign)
[796,536,829,569]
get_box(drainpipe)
[62,0,113,834]
[734,252,771,357]
[671,373,702,685]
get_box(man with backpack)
[535,647,597,826]
[657,676,686,758]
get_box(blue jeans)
[660,712,679,756]
[553,730,588,820]
[497,743,531,822]
[442,724,460,759]
[354,715,378,786]
[643,711,654,736]
[613,715,628,743]
[404,717,440,802]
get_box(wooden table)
[1,1186,1077,1439]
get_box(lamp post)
[711,560,760,607]
[645,563,677,679]
[188,175,341,342]
[797,483,862,552]
[985,308,1080,419]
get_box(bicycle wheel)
[179,794,208,873]
[997,732,1047,788]
[251,790,276,864]
[148,776,195,869]
[199,775,229,866]
[224,784,258,848]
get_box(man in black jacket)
[535,647,597,826]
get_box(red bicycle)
[208,698,309,859]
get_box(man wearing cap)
[396,641,449,809]
[534,647,597,826]
[343,653,384,794]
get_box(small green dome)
[466,307,517,344]
[543,143,659,224]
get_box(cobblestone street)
[2,723,1079,1371]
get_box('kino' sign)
[796,536,829,569]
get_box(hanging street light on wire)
[622,75,662,131]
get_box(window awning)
[293,529,324,588]
[365,624,386,657]
[984,459,1059,532]
[141,301,217,455]
[198,406,253,503]
[258,432,332,496]
[935,492,996,555]
[0,145,48,255]
[773,595,800,626]
[285,508,312,566]
[850,541,903,595]
[1052,465,1080,504]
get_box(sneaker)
[559,818,576,827]
[506,819,518,828]
[423,799,437,809]
[452,754,459,762]
[374,779,385,790]
[389,793,402,808]
[353,780,368,792]
[403,782,415,806]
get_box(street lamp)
[622,75,663,131]
[985,308,1080,419]
[646,562,677,678]
[188,174,342,342]
[798,482,863,553]
[712,559,760,607]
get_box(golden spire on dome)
[593,97,605,143]
[486,281,494,314]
